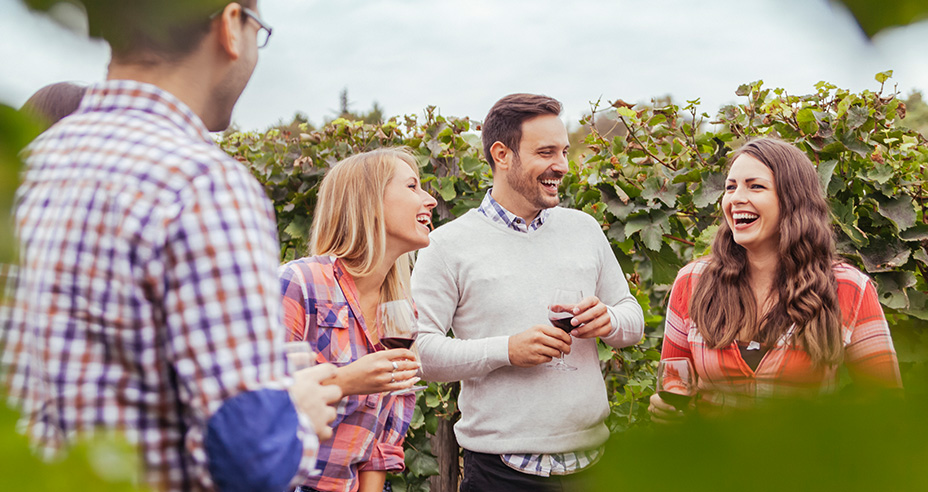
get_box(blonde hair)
[310,147,419,304]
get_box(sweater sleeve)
[411,239,511,383]
[593,225,645,349]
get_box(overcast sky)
[4,0,928,131]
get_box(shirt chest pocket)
[315,302,354,365]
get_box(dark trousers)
[459,449,593,492]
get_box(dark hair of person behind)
[21,82,87,131]
[481,93,561,170]
[688,138,843,365]
[84,0,257,64]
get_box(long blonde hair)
[689,138,843,365]
[310,147,419,304]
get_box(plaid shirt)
[477,190,603,477]
[477,188,549,232]
[1,80,317,491]
[280,256,414,492]
[662,260,903,412]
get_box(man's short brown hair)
[481,93,562,170]
[85,0,257,63]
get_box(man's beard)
[507,154,561,211]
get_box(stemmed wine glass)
[379,299,426,395]
[656,357,698,413]
[547,288,582,371]
[283,340,316,374]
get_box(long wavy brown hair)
[689,138,843,365]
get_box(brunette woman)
[650,138,902,422]
[279,148,437,491]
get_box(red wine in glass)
[379,299,426,395]
[657,391,694,412]
[547,289,582,371]
[548,309,575,334]
[381,336,415,350]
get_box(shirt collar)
[77,79,214,145]
[476,189,549,233]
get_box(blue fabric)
[205,388,302,492]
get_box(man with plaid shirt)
[1,2,340,491]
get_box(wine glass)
[656,358,698,412]
[379,299,426,395]
[283,340,316,374]
[547,288,582,371]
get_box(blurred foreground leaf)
[590,393,927,491]
[834,0,928,38]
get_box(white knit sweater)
[411,207,644,454]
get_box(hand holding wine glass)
[547,288,583,371]
[649,357,698,423]
[379,299,426,395]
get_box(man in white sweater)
[411,93,645,491]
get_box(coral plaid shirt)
[1,80,318,491]
[661,260,902,412]
[280,256,414,492]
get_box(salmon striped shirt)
[661,260,902,412]
[280,256,414,492]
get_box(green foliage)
[221,107,489,262]
[591,392,928,491]
[0,105,40,265]
[835,0,928,38]
[227,73,928,487]
[0,399,142,492]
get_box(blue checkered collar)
[476,189,549,233]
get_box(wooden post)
[428,416,460,492]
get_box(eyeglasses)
[242,7,273,49]
[210,5,273,49]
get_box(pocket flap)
[316,302,349,328]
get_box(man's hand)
[289,363,342,441]
[508,325,572,367]
[569,296,612,339]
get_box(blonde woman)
[279,148,437,492]
[650,138,902,423]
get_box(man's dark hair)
[481,93,562,170]
[83,0,257,63]
[21,82,87,131]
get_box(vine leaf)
[875,194,917,231]
[858,236,910,272]
[644,243,683,286]
[693,171,726,208]
[874,271,916,310]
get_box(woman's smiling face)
[383,158,437,255]
[722,153,781,255]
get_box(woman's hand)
[334,348,421,396]
[648,392,691,425]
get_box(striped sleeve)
[839,267,903,389]
[660,262,699,362]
